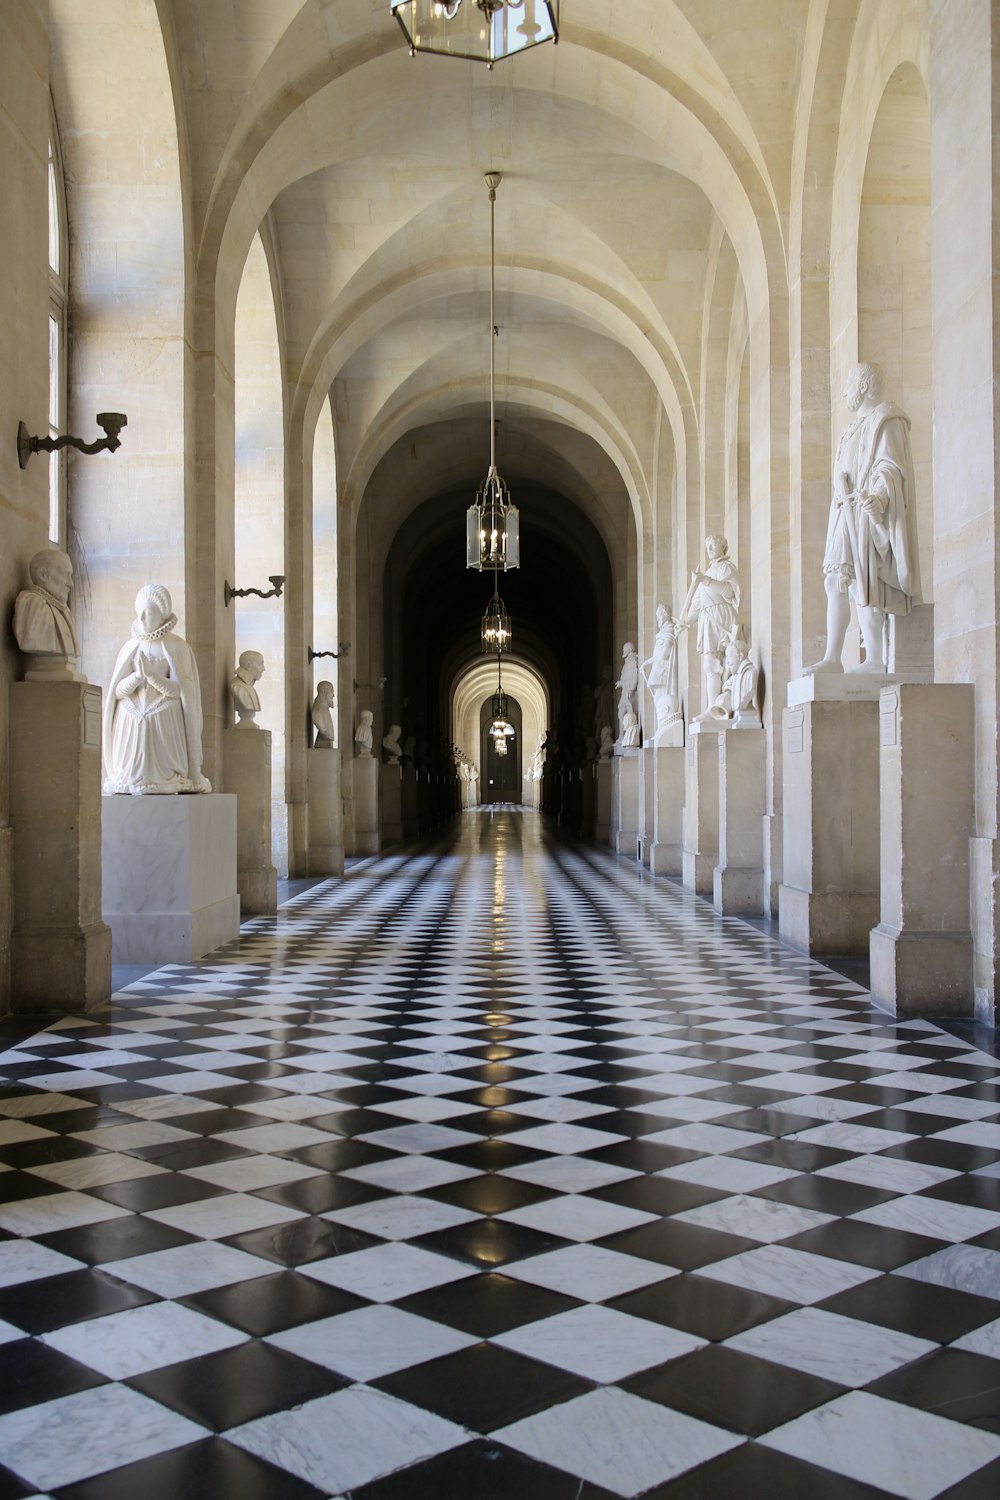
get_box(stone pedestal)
[353,755,379,855]
[579,765,596,837]
[401,767,419,837]
[682,723,721,894]
[611,750,641,857]
[714,727,765,915]
[637,746,655,866]
[381,763,403,844]
[307,749,344,876]
[870,684,975,1016]
[595,760,612,844]
[102,793,239,964]
[778,694,879,954]
[223,728,277,914]
[650,745,685,876]
[10,682,111,1012]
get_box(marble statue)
[231,650,264,728]
[382,723,403,763]
[805,361,921,674]
[615,642,640,742]
[598,724,614,761]
[355,709,374,757]
[707,634,761,727]
[641,603,681,739]
[311,681,335,747]
[621,707,640,748]
[103,583,211,795]
[12,548,83,682]
[678,534,741,715]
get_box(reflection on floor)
[0,808,998,1498]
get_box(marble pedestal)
[223,728,277,914]
[611,750,641,857]
[381,763,403,844]
[102,793,239,964]
[579,765,596,838]
[637,746,655,866]
[401,767,419,837]
[870,684,975,1016]
[353,756,379,855]
[682,723,721,894]
[714,727,765,915]
[10,682,111,1012]
[595,760,612,844]
[306,749,344,876]
[778,693,879,954]
[649,745,685,876]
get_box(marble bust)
[382,723,402,763]
[103,583,211,795]
[311,681,335,747]
[805,361,921,674]
[621,707,640,748]
[231,650,264,728]
[615,641,640,742]
[678,534,741,715]
[707,635,761,727]
[12,548,84,682]
[598,724,614,761]
[641,602,681,740]
[355,709,374,757]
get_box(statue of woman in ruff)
[103,583,210,795]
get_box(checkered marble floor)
[0,809,998,1498]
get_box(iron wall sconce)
[18,411,127,469]
[223,574,285,607]
[308,644,351,661]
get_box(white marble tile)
[367,1096,480,1123]
[498,1194,656,1242]
[301,1242,475,1300]
[501,1097,613,1123]
[761,1390,1000,1499]
[503,1244,678,1301]
[182,1155,323,1191]
[113,1094,220,1120]
[339,1155,478,1192]
[233,1095,347,1121]
[816,1155,959,1193]
[0,1120,56,1145]
[495,1386,742,1496]
[502,1074,596,1096]
[322,1195,479,1240]
[214,1122,335,1153]
[157,1049,261,1070]
[501,1156,639,1192]
[43,1300,249,1377]
[0,1192,132,1236]
[17,1070,117,1091]
[935,1122,1000,1150]
[897,1244,1000,1300]
[229,1385,466,1493]
[147,1192,302,1240]
[673,1194,835,1244]
[727,1305,936,1386]
[26,1154,167,1189]
[698,1244,881,1304]
[103,1241,276,1297]
[495,1304,706,1382]
[357,1122,481,1153]
[269,1305,477,1381]
[852,1195,1000,1243]
[657,1157,799,1192]
[0,1384,204,1491]
[502,1122,628,1155]
[897,1094,1000,1120]
[73,1121,197,1150]
[953,1316,1000,1359]
[768,1095,876,1122]
[641,1122,770,1154]
[0,1240,83,1288]
[140,1070,245,1094]
[791,1122,917,1152]
[638,1096,743,1122]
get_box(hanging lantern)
[481,589,512,652]
[391,1,558,67]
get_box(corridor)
[0,810,997,1497]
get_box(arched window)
[47,107,68,545]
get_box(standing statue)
[311,680,336,747]
[678,535,742,716]
[805,361,921,674]
[641,603,681,740]
[615,642,640,743]
[707,634,760,727]
[231,650,264,728]
[382,724,403,763]
[354,709,374,757]
[12,548,83,682]
[103,583,210,795]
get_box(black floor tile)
[818,1273,1000,1343]
[181,1269,366,1336]
[647,1439,893,1500]
[937,1457,1000,1499]
[413,1217,569,1268]
[225,1215,381,1266]
[598,1218,759,1271]
[127,1339,348,1431]
[589,1175,727,1217]
[37,1214,197,1266]
[0,1465,38,1500]
[86,1172,226,1212]
[0,1268,154,1334]
[373,1340,593,1431]
[865,1347,1000,1431]
[52,1436,327,1500]
[397,1269,581,1335]
[625,1343,844,1435]
[434,1138,547,1173]
[252,1173,387,1215]
[753,1173,897,1216]
[0,1337,106,1413]
[608,1273,792,1341]
[0,1170,67,1204]
[423,1172,554,1216]
[781,1218,944,1271]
